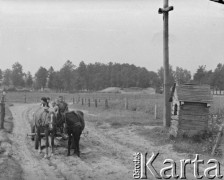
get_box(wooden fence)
[212,91,224,96]
[74,97,110,109]
[2,91,164,120]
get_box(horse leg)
[73,133,77,156]
[67,133,72,156]
[76,130,82,157]
[72,133,77,154]
[44,128,49,158]
[51,130,55,156]
[74,128,81,157]
[38,128,42,154]
[31,125,35,141]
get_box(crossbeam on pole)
[210,0,224,4]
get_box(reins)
[61,112,68,130]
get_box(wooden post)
[218,97,221,115]
[0,97,5,129]
[95,99,97,108]
[159,0,173,127]
[211,123,224,156]
[105,99,109,109]
[88,99,90,107]
[73,96,74,104]
[125,98,128,110]
[154,104,157,119]
[24,93,27,103]
[82,98,84,106]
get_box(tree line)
[0,60,223,93]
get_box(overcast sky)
[0,0,224,75]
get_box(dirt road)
[9,103,137,180]
[9,103,207,180]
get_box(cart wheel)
[31,126,35,141]
[35,130,39,150]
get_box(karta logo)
[133,152,223,179]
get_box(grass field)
[5,91,224,115]
[3,91,224,156]
[4,91,164,118]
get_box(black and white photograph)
[0,0,224,179]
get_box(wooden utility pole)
[159,1,173,127]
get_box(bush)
[6,87,17,92]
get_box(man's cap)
[41,97,47,102]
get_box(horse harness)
[62,111,82,128]
[37,111,54,127]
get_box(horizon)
[0,60,221,77]
[0,0,224,75]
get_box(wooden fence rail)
[2,92,164,121]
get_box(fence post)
[24,93,27,103]
[154,104,157,119]
[0,97,5,129]
[95,99,97,108]
[73,96,74,104]
[82,98,84,106]
[88,99,90,107]
[105,99,109,109]
[125,98,128,110]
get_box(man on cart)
[57,96,68,114]
[53,96,69,139]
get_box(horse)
[60,110,85,157]
[33,108,57,158]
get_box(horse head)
[47,111,57,130]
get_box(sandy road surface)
[9,103,135,180]
[8,103,205,180]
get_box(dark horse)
[59,110,85,157]
[33,109,57,158]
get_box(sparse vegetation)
[137,127,171,146]
[0,105,23,180]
